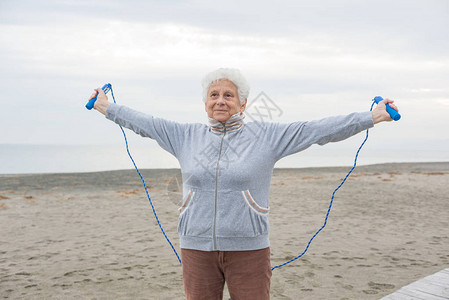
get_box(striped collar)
[208,112,245,134]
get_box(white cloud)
[0,0,448,170]
[2,18,447,83]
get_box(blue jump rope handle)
[85,83,112,110]
[373,96,401,121]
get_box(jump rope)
[86,84,400,270]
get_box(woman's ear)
[240,99,247,113]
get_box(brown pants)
[181,248,272,300]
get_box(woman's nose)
[216,96,225,104]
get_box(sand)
[1,162,448,299]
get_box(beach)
[1,162,448,299]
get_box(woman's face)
[205,79,246,123]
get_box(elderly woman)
[89,68,398,300]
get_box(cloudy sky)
[0,0,448,170]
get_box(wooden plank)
[381,268,449,300]
[399,290,447,300]
[409,281,449,295]
[391,289,446,300]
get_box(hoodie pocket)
[177,189,214,237]
[216,190,270,238]
[178,190,194,215]
[241,190,270,215]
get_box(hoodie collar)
[208,112,245,134]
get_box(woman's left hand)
[371,98,398,124]
[87,87,110,115]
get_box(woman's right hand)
[88,88,110,115]
[371,98,398,124]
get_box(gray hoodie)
[106,103,374,251]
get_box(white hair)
[201,68,250,104]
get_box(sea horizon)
[1,143,448,175]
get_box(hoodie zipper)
[213,126,226,250]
